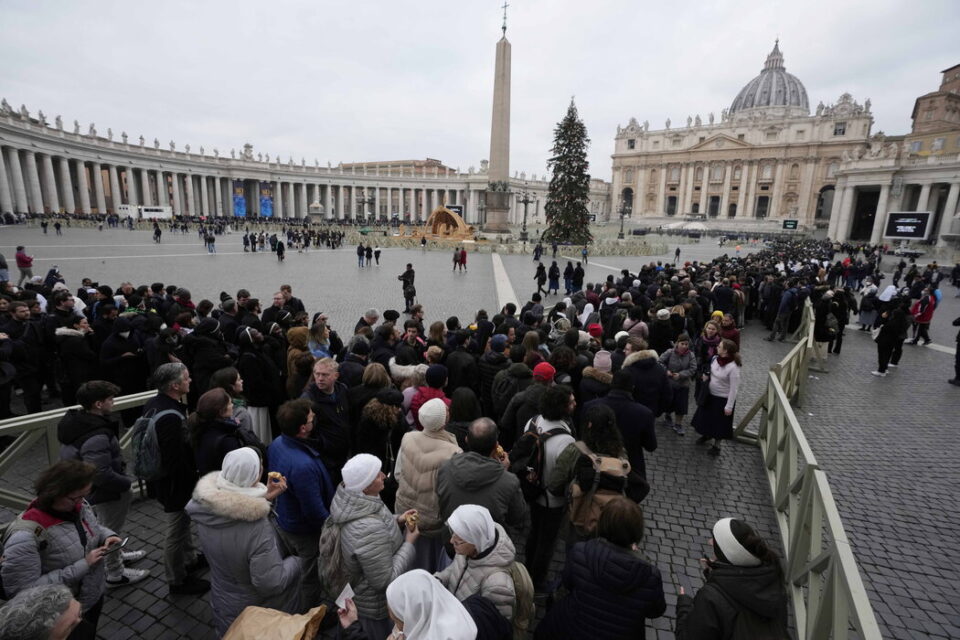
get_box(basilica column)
[734,164,747,217]
[287,183,295,218]
[137,169,150,208]
[108,165,122,213]
[656,165,667,215]
[41,155,60,213]
[5,148,29,213]
[0,147,16,214]
[197,175,207,216]
[155,171,168,209]
[796,161,817,221]
[184,174,196,215]
[916,183,932,212]
[24,152,43,214]
[171,173,183,216]
[76,161,91,214]
[769,162,785,218]
[831,186,855,241]
[718,163,732,218]
[935,182,960,244]
[869,184,892,245]
[92,164,106,214]
[743,162,757,218]
[684,164,696,215]
[698,165,709,214]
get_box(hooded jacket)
[675,561,788,640]
[491,362,533,421]
[477,350,510,414]
[285,326,311,379]
[55,327,99,391]
[394,428,461,535]
[500,382,548,447]
[57,410,131,504]
[578,366,612,405]
[185,473,300,636]
[99,317,148,395]
[437,452,529,536]
[624,351,671,417]
[534,537,665,639]
[327,486,415,620]
[182,319,234,395]
[434,523,517,620]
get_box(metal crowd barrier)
[736,299,881,639]
[0,390,158,512]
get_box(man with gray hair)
[354,307,379,334]
[0,584,82,639]
[141,362,209,596]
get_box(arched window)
[790,164,800,180]
[620,188,634,215]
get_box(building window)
[761,164,773,180]
[755,196,770,218]
[652,141,659,149]
[910,141,922,152]
[760,185,770,191]
[624,168,634,183]
[699,137,706,143]
[666,196,677,216]
[695,166,703,181]
[790,164,800,180]
[766,131,778,140]
[728,203,737,218]
[669,166,681,182]
[833,122,847,136]
[731,186,739,191]
[711,164,724,181]
[932,137,945,151]
[827,162,839,178]
[796,130,805,140]
[672,138,682,148]
[733,165,742,180]
[627,139,636,149]
[737,134,745,141]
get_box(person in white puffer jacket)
[435,504,517,621]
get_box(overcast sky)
[1,0,957,181]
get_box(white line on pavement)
[843,322,956,355]
[558,254,623,272]
[491,252,518,311]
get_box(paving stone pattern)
[2,227,958,638]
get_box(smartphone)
[103,537,129,555]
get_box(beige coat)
[394,429,461,535]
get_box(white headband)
[713,518,761,567]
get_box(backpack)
[860,292,876,313]
[0,514,51,600]
[491,370,522,419]
[711,583,790,639]
[508,416,568,503]
[317,519,350,599]
[508,560,535,640]
[567,441,631,537]
[824,311,839,336]
[130,408,183,481]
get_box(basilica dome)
[729,41,809,116]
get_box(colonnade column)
[275,181,283,219]
[213,177,223,217]
[170,173,183,216]
[200,175,209,216]
[138,169,151,207]
[24,152,43,214]
[184,174,196,216]
[76,161,91,214]
[0,147,15,214]
[830,186,854,241]
[299,183,307,219]
[5,148,29,213]
[41,155,59,213]
[324,184,332,219]
[92,164,106,214]
[869,184,892,245]
[108,165,122,213]
[374,186,381,219]
[155,171,168,209]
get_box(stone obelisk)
[483,25,512,233]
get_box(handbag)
[695,376,711,406]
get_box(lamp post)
[617,197,628,240]
[518,189,534,243]
[358,194,376,222]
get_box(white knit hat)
[419,398,449,432]
[342,453,382,492]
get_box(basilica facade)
[611,42,874,230]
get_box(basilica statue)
[107,128,113,141]
[169,140,176,151]
[88,123,96,136]
[686,116,693,127]
[708,112,714,125]
[694,114,701,127]
[154,138,160,149]
[121,132,128,144]
[665,118,671,129]
[37,110,47,125]
[643,120,649,131]
[55,115,62,130]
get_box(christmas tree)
[543,99,592,245]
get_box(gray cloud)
[1,0,957,181]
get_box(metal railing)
[735,300,882,639]
[0,390,157,512]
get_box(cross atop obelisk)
[484,3,512,232]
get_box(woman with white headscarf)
[389,569,478,640]
[435,505,517,621]
[857,278,880,330]
[326,453,419,640]
[578,302,596,328]
[185,447,300,636]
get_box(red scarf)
[717,356,734,367]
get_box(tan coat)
[394,429,461,535]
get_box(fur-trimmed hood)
[389,357,428,384]
[623,350,659,368]
[186,472,271,525]
[55,327,86,338]
[581,366,613,385]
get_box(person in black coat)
[534,496,665,639]
[477,335,510,417]
[181,318,234,410]
[445,330,479,394]
[100,316,149,426]
[236,327,284,443]
[339,338,369,389]
[622,349,670,418]
[56,315,100,407]
[675,518,789,639]
[583,370,656,479]
[300,358,350,483]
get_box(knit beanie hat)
[593,350,612,373]
[656,308,670,320]
[342,454,382,493]
[418,398,449,432]
[490,334,508,353]
[425,364,448,388]
[587,323,603,338]
[383,309,401,323]
[712,518,762,567]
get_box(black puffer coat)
[534,537,666,639]
[675,561,789,640]
[477,350,510,416]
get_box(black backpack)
[508,415,568,503]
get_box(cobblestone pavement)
[2,226,958,638]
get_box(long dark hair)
[449,387,482,423]
[714,519,782,576]
[580,404,624,457]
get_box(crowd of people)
[0,234,957,639]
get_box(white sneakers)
[871,371,887,377]
[121,550,146,563]
[106,567,150,588]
